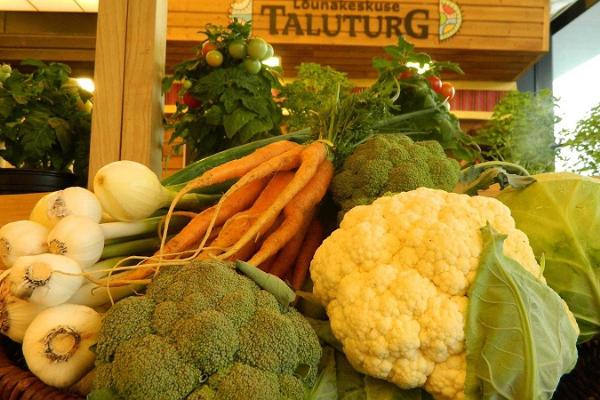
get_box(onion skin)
[0,220,48,268]
[94,160,170,221]
[30,188,102,229]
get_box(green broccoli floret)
[92,260,321,400]
[331,134,461,217]
[112,335,201,400]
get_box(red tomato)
[399,70,414,80]
[440,82,456,100]
[427,76,443,93]
[201,42,217,57]
[183,92,201,109]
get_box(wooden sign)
[247,0,546,51]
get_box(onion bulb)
[0,220,48,268]
[94,160,173,221]
[23,304,102,388]
[47,215,104,268]
[0,282,46,342]
[30,187,102,229]
[8,254,83,306]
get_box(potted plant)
[0,60,92,194]
[163,20,283,161]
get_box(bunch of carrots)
[107,139,332,290]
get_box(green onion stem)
[168,191,221,211]
[101,237,163,260]
[101,215,190,242]
[373,106,439,130]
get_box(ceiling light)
[263,56,282,68]
[75,78,95,93]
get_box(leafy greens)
[497,172,600,343]
[465,225,579,399]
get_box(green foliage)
[371,37,478,162]
[0,60,92,183]
[93,260,322,400]
[163,20,282,160]
[474,89,558,174]
[557,102,600,175]
[331,134,460,216]
[465,225,579,399]
[306,346,434,400]
[282,63,354,132]
[497,172,600,342]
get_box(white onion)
[23,304,102,388]
[47,215,104,268]
[8,254,83,306]
[0,283,47,343]
[0,220,48,268]
[94,160,172,221]
[30,187,102,229]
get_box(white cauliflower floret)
[425,353,467,400]
[310,188,543,399]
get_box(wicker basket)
[0,337,597,399]
[0,338,83,400]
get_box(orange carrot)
[247,158,334,266]
[291,218,324,290]
[107,177,268,286]
[218,141,330,261]
[182,140,300,193]
[259,253,278,272]
[269,208,315,278]
[161,141,301,257]
[199,172,294,259]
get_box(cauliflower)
[310,188,544,400]
[331,134,461,217]
[91,260,321,400]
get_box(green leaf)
[365,378,432,400]
[204,104,223,126]
[497,173,600,342]
[48,117,72,153]
[305,347,338,400]
[239,117,273,143]
[223,108,255,138]
[464,224,579,400]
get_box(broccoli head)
[91,260,321,400]
[331,134,461,217]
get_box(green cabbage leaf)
[497,172,600,342]
[465,225,579,399]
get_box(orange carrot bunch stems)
[102,139,334,288]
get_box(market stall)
[0,0,599,399]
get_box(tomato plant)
[201,42,217,57]
[263,44,274,60]
[398,70,414,80]
[440,82,456,100]
[243,59,262,74]
[183,92,201,109]
[206,50,224,67]
[228,40,247,60]
[247,38,269,60]
[427,76,443,93]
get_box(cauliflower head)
[331,134,461,217]
[310,188,543,400]
[92,260,321,400]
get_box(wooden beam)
[88,0,167,185]
[120,0,167,174]
[88,0,128,186]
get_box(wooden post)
[88,0,167,186]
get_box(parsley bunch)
[164,20,283,160]
[0,60,92,184]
